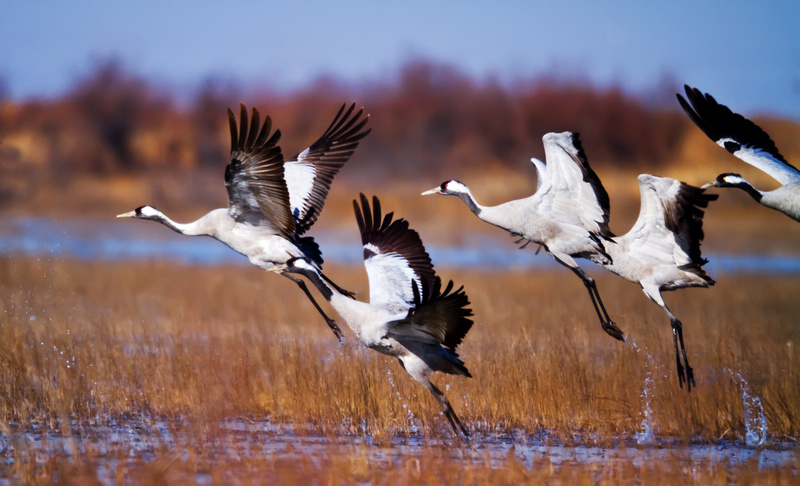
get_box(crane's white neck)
[138,207,224,237]
[449,187,484,217]
[154,213,205,235]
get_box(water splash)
[628,339,656,444]
[386,368,419,432]
[728,370,768,446]
[634,371,656,444]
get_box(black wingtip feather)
[410,277,474,351]
[678,85,792,168]
[571,131,612,232]
[228,108,237,154]
[664,181,717,277]
[353,193,436,293]
[238,103,248,149]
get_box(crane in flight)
[286,194,474,437]
[678,85,800,222]
[422,132,624,341]
[118,103,370,340]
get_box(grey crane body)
[118,103,371,341]
[598,174,717,391]
[288,194,474,437]
[423,131,623,341]
[128,206,308,273]
[450,192,608,264]
[678,85,800,222]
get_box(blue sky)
[2,1,799,118]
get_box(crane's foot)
[602,321,625,342]
[458,422,471,441]
[327,319,344,343]
[678,362,696,392]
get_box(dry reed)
[0,255,798,483]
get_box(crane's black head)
[117,205,162,220]
[421,179,468,196]
[705,173,747,189]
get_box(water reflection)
[1,418,797,477]
[1,216,799,274]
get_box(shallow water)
[0,418,797,484]
[2,216,800,274]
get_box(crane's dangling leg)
[282,273,343,342]
[670,316,694,391]
[424,379,469,439]
[567,266,625,341]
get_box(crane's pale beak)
[116,210,136,218]
[421,187,441,196]
[700,182,717,189]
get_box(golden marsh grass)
[0,255,798,483]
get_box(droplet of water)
[728,370,768,446]
[635,346,656,445]
[635,372,655,445]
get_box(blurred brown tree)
[2,56,790,207]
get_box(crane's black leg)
[426,380,469,440]
[568,267,625,341]
[282,273,343,342]
[671,317,694,391]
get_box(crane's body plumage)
[134,206,305,273]
[424,131,623,340]
[603,175,715,293]
[596,174,717,390]
[118,103,371,340]
[678,85,800,222]
[288,194,473,436]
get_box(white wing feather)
[719,138,800,186]
[363,249,420,312]
[283,155,316,220]
[534,132,606,233]
[625,176,689,266]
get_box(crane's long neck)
[452,189,484,217]
[729,180,763,203]
[293,262,336,302]
[451,189,525,234]
[288,259,405,347]
[150,210,219,237]
[291,260,361,311]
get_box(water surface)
[1,216,799,274]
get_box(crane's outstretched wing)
[286,103,371,235]
[678,85,800,185]
[225,104,295,237]
[533,131,612,237]
[387,277,473,350]
[624,174,716,277]
[354,194,436,311]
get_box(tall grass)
[0,256,797,444]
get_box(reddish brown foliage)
[0,58,792,206]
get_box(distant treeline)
[0,58,778,191]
